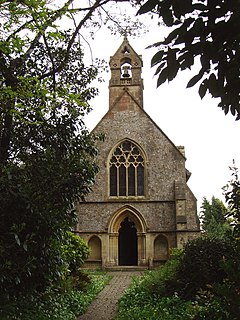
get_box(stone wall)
[77,201,176,232]
[86,104,187,203]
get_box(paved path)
[77,271,142,320]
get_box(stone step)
[104,265,148,272]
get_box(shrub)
[0,271,111,320]
[192,288,231,320]
[117,274,195,320]
[62,231,90,275]
[211,239,240,319]
[165,237,234,300]
[145,248,183,297]
[117,250,183,318]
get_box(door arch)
[108,205,147,266]
[118,217,137,265]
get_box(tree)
[137,0,240,119]
[0,31,100,296]
[0,0,143,166]
[0,0,135,295]
[200,196,231,237]
[223,163,240,239]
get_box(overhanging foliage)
[138,0,240,119]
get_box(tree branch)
[5,19,34,43]
[19,0,76,64]
[42,33,56,92]
[39,0,103,80]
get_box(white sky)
[80,6,240,213]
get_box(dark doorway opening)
[118,217,138,266]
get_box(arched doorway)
[118,217,137,266]
[108,205,147,267]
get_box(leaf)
[15,277,21,285]
[187,70,204,88]
[167,48,177,65]
[167,48,180,81]
[173,0,192,19]
[137,0,159,15]
[14,234,21,246]
[208,73,219,97]
[230,105,236,116]
[151,50,165,67]
[179,51,194,70]
[23,242,28,252]
[147,41,162,49]
[168,61,179,81]
[157,68,168,87]
[161,5,174,27]
[192,3,207,11]
[200,53,210,71]
[199,80,208,99]
[154,62,166,76]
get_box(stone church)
[76,37,200,269]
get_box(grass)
[115,271,195,320]
[0,270,112,320]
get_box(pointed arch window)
[109,141,145,197]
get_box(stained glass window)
[109,141,145,197]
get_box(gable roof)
[91,89,186,161]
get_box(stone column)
[137,232,146,266]
[109,233,118,266]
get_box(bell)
[122,65,131,78]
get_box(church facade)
[76,37,200,269]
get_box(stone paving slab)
[77,271,142,320]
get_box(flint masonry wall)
[86,104,187,202]
[77,202,176,232]
[76,38,200,268]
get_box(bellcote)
[109,37,144,109]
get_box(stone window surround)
[107,138,148,199]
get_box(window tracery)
[109,141,145,197]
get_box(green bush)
[210,240,240,319]
[0,161,92,296]
[190,288,231,320]
[117,249,182,305]
[117,238,240,320]
[0,271,111,320]
[144,249,182,297]
[117,251,187,319]
[164,237,234,300]
[62,231,90,275]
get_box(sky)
[81,6,240,213]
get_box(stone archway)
[108,205,147,267]
[118,217,138,266]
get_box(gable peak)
[110,37,143,65]
[122,45,130,54]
